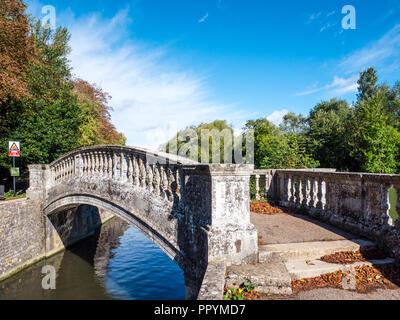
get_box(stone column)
[181,164,258,266]
[26,164,50,200]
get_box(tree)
[348,90,400,174]
[243,118,319,169]
[306,98,353,170]
[0,0,36,104]
[279,112,307,134]
[161,120,234,163]
[357,67,378,102]
[73,79,126,146]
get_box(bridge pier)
[180,164,258,266]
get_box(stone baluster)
[61,161,65,180]
[153,165,161,196]
[381,184,392,226]
[160,166,168,200]
[87,152,92,175]
[283,174,291,205]
[146,163,154,193]
[302,177,310,207]
[64,159,68,179]
[309,178,318,209]
[75,154,82,177]
[138,158,146,188]
[94,151,99,175]
[255,175,260,200]
[121,152,128,181]
[107,151,113,177]
[133,156,140,186]
[289,176,296,203]
[316,179,324,210]
[99,151,105,176]
[84,153,89,176]
[127,154,133,184]
[167,167,176,202]
[111,151,117,179]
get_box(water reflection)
[0,216,185,300]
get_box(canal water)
[0,217,186,300]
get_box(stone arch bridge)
[27,145,258,299]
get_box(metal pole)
[13,156,16,197]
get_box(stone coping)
[47,144,199,167]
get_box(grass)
[389,187,398,223]
[3,190,26,201]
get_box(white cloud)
[307,12,321,24]
[198,13,209,23]
[65,10,248,149]
[267,109,289,126]
[295,75,358,97]
[339,24,400,74]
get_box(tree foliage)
[0,3,125,181]
[0,0,36,103]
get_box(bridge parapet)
[252,169,400,258]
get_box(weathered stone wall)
[253,170,400,259]
[0,198,113,282]
[0,199,44,282]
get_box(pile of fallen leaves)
[250,200,285,215]
[320,248,388,265]
[292,264,400,294]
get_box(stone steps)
[258,239,376,263]
[225,238,395,296]
[286,258,395,280]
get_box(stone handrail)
[251,169,400,257]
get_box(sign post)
[8,141,20,197]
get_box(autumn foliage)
[0,0,36,103]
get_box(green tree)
[306,98,353,170]
[357,67,378,102]
[279,112,307,134]
[243,118,319,169]
[161,120,234,163]
[349,90,400,173]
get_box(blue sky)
[25,0,400,148]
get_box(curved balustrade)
[48,145,198,203]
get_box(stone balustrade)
[251,169,400,257]
[45,145,198,204]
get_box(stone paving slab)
[251,211,360,245]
